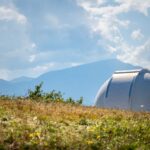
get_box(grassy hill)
[0,98,150,150]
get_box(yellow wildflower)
[87,140,93,145]
[29,133,34,138]
[29,132,40,138]
[87,127,95,132]
[97,135,100,139]
[35,132,41,137]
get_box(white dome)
[95,69,150,111]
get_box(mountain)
[10,76,34,83]
[0,79,13,95]
[0,59,140,105]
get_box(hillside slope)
[0,99,150,150]
[35,59,140,105]
[0,59,140,105]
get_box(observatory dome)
[95,69,150,111]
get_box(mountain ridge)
[0,59,141,105]
[10,76,34,83]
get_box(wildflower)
[87,126,95,132]
[29,133,34,138]
[35,132,41,137]
[29,132,40,138]
[97,135,100,139]
[33,116,37,121]
[87,140,93,145]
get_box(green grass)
[0,99,150,150]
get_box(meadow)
[0,97,150,150]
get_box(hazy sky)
[0,0,150,80]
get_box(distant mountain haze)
[0,59,140,105]
[10,76,34,83]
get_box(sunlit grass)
[0,98,150,150]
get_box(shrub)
[28,82,43,100]
[66,97,75,104]
[28,83,83,105]
[43,90,64,103]
[76,97,83,105]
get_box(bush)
[76,97,83,105]
[43,90,64,102]
[28,82,43,100]
[28,82,83,105]
[66,97,75,104]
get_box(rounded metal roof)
[95,69,150,111]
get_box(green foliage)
[79,118,89,125]
[28,82,43,100]
[66,97,75,104]
[43,90,63,102]
[27,82,83,105]
[76,96,83,105]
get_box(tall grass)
[0,98,150,150]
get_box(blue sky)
[0,0,150,80]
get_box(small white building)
[95,69,150,111]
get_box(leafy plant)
[66,97,75,104]
[76,97,83,105]
[28,82,43,100]
[44,90,64,102]
[27,82,83,105]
